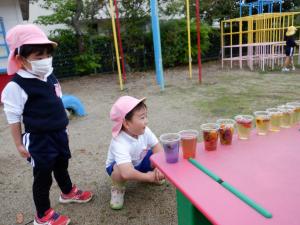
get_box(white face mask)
[26,57,53,77]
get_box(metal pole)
[113,0,127,81]
[109,0,123,90]
[150,0,165,90]
[186,0,193,79]
[195,0,202,83]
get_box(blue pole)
[150,0,165,91]
[240,5,242,17]
[240,0,242,17]
[280,1,282,13]
[259,1,262,14]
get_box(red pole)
[195,0,202,83]
[113,0,126,81]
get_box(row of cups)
[159,101,300,163]
[234,102,300,139]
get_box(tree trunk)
[72,0,85,53]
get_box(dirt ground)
[1,61,300,225]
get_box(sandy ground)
[1,62,300,225]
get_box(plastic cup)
[200,123,220,151]
[254,111,270,135]
[234,115,253,140]
[266,108,282,132]
[159,133,180,163]
[286,102,300,124]
[216,119,235,145]
[278,105,295,128]
[179,130,199,159]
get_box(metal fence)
[53,36,220,78]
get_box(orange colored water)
[181,137,197,159]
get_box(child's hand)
[146,171,157,183]
[17,145,30,158]
[154,168,165,182]
[147,168,165,183]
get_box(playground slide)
[62,94,86,117]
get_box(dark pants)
[33,157,72,218]
[106,149,153,176]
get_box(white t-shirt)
[1,69,58,124]
[106,127,159,168]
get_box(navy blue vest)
[12,74,68,133]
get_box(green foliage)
[50,30,103,76]
[31,0,300,77]
[34,0,79,26]
[34,0,105,52]
[50,19,219,76]
[73,50,101,74]
[50,29,77,52]
[158,19,212,67]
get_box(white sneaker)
[110,185,125,210]
[292,66,296,71]
[282,67,290,72]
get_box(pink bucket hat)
[110,96,146,138]
[6,24,57,75]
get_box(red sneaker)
[34,208,70,225]
[59,185,93,203]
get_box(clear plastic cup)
[200,123,220,151]
[234,115,253,140]
[216,119,235,145]
[278,105,295,128]
[179,130,199,159]
[266,108,282,132]
[286,102,300,124]
[254,111,270,135]
[159,133,180,163]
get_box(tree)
[32,0,106,52]
[189,0,299,24]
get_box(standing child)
[1,24,93,225]
[282,26,298,72]
[106,96,165,210]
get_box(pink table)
[151,126,300,225]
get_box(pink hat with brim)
[6,24,57,75]
[110,96,146,138]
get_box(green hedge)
[51,19,221,78]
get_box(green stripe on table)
[188,158,272,219]
[189,158,221,182]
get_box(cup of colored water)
[159,133,180,163]
[266,108,282,132]
[234,115,253,140]
[278,105,294,128]
[200,123,220,151]
[286,102,300,124]
[216,119,235,145]
[179,130,199,159]
[254,111,270,135]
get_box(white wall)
[0,0,23,33]
[0,0,23,71]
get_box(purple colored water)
[163,142,179,163]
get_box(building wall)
[0,0,23,32]
[0,0,23,95]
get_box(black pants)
[33,156,72,218]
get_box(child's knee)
[111,165,126,182]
